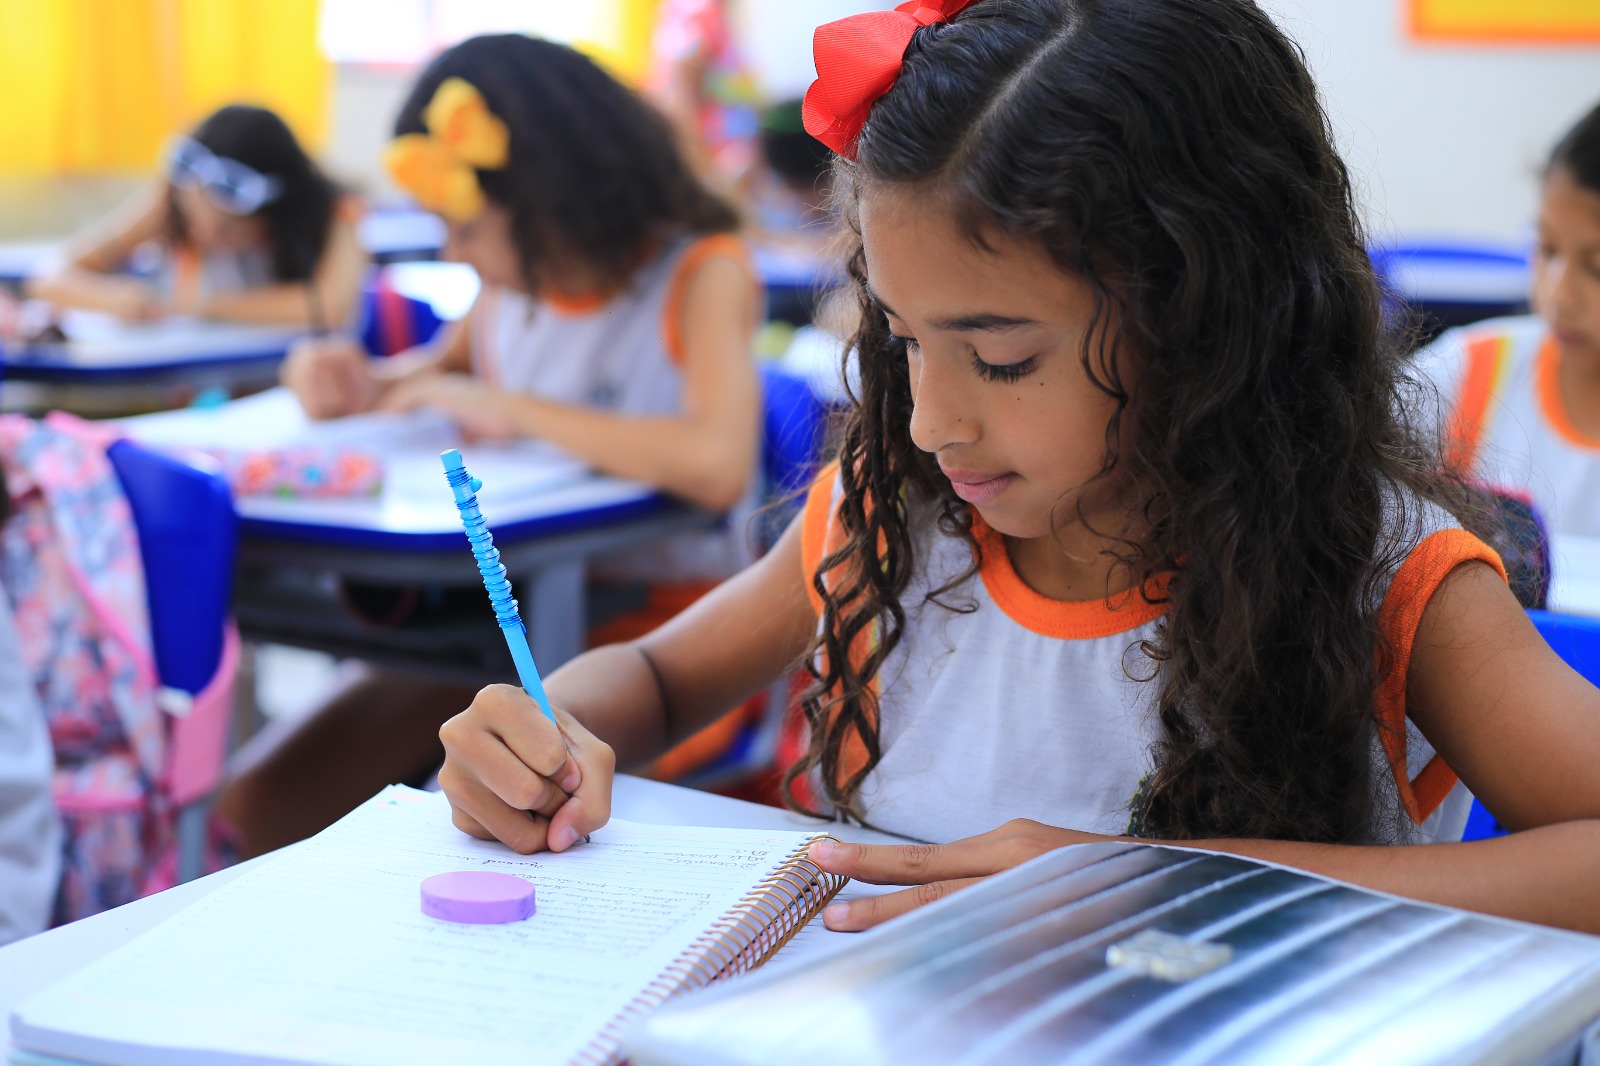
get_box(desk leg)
[522,561,586,671]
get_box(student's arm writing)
[26,184,170,320]
[437,515,818,852]
[281,304,473,419]
[379,252,762,510]
[813,563,1600,935]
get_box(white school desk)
[357,207,447,265]
[1550,534,1600,621]
[0,314,301,390]
[0,241,56,287]
[116,391,717,676]
[0,774,905,1047]
[230,475,712,676]
[361,230,840,327]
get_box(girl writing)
[29,105,363,329]
[229,35,763,855]
[436,0,1600,934]
[1420,101,1600,539]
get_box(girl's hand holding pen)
[282,336,381,419]
[437,684,615,854]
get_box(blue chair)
[1369,241,1530,343]
[752,363,829,551]
[107,439,239,882]
[358,272,445,357]
[683,366,829,790]
[1461,609,1600,841]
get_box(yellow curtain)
[575,0,662,86]
[1411,0,1600,42]
[0,0,328,175]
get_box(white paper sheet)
[11,787,821,1066]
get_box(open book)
[626,842,1600,1066]
[10,787,844,1066]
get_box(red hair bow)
[803,0,980,159]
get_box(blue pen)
[441,448,558,725]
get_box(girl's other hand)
[379,372,520,442]
[809,819,1104,930]
[282,336,381,420]
[437,683,616,854]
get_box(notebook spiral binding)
[575,834,847,1066]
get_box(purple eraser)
[420,871,537,924]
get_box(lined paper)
[11,787,821,1066]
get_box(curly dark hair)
[172,105,340,285]
[395,35,739,293]
[785,0,1483,843]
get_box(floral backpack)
[0,413,235,923]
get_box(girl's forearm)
[1172,821,1600,934]
[500,393,754,511]
[26,270,148,315]
[543,643,673,770]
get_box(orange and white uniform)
[1417,314,1600,538]
[471,233,762,588]
[799,464,1501,845]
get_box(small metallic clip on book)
[441,448,559,725]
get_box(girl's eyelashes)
[971,352,1038,384]
[890,332,1038,383]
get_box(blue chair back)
[760,364,827,500]
[106,440,237,695]
[1461,609,1600,841]
[1368,241,1530,340]
[1527,610,1600,685]
[359,276,445,358]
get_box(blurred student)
[29,105,364,330]
[238,35,762,857]
[1420,101,1600,538]
[647,0,762,191]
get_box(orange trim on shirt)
[545,290,607,316]
[661,233,754,368]
[1536,333,1600,451]
[1447,333,1513,472]
[970,516,1170,639]
[795,460,883,793]
[800,461,841,618]
[1374,528,1507,824]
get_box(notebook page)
[12,787,819,1066]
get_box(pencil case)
[201,445,383,499]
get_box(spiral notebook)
[9,786,845,1066]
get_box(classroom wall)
[1257,0,1599,246]
[4,1,1595,249]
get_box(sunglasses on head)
[168,137,284,216]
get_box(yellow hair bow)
[383,78,510,221]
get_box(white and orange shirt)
[799,465,1501,845]
[1417,314,1600,538]
[470,233,763,584]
